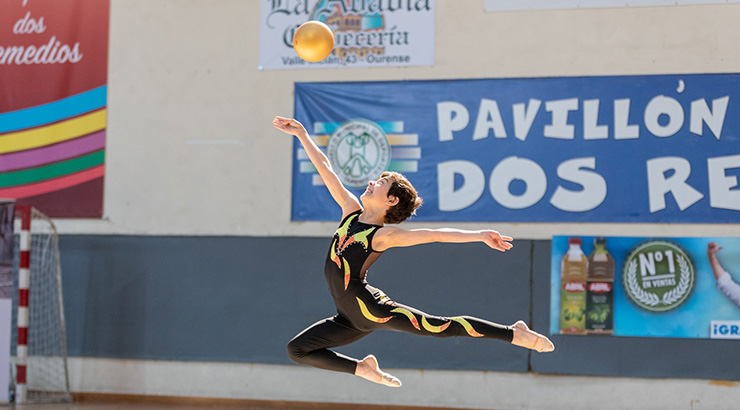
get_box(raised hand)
[708,242,723,256]
[273,116,307,136]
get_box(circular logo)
[622,240,695,312]
[326,119,391,188]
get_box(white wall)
[55,0,740,239]
[69,358,740,410]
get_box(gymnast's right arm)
[272,116,361,214]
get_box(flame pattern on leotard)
[330,214,376,290]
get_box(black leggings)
[287,290,514,374]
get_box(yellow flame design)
[451,317,484,337]
[391,307,420,330]
[357,297,392,323]
[343,258,351,290]
[421,316,451,333]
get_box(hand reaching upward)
[273,116,307,137]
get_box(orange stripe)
[0,165,104,198]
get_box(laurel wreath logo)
[625,250,693,310]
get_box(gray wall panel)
[59,235,530,372]
[59,235,740,380]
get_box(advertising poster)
[259,0,435,69]
[0,0,109,218]
[550,235,740,339]
[291,75,740,223]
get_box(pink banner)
[0,0,110,217]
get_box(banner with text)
[291,75,740,223]
[485,0,740,12]
[259,0,435,70]
[0,0,109,217]
[550,235,740,339]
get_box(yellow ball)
[293,21,334,63]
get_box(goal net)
[10,206,71,403]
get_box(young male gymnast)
[273,116,554,388]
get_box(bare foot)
[354,355,402,387]
[510,320,555,353]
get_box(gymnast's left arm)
[373,226,513,252]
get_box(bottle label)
[586,281,613,332]
[560,282,586,333]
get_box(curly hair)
[380,171,423,224]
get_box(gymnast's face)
[360,176,395,206]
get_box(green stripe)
[299,162,317,173]
[0,150,105,188]
[388,161,418,172]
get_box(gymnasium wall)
[57,0,740,239]
[43,0,740,405]
[58,235,740,381]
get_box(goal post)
[10,205,71,404]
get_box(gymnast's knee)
[286,339,308,364]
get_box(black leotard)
[287,210,514,374]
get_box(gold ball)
[293,21,334,63]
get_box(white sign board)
[259,1,436,70]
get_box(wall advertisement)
[550,235,740,339]
[0,0,109,218]
[259,0,435,70]
[291,75,740,223]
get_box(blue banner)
[550,235,740,339]
[292,75,740,222]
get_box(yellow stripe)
[311,135,329,146]
[0,109,107,154]
[387,134,418,145]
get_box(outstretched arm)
[373,226,513,252]
[708,242,740,306]
[273,116,361,215]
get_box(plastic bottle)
[560,237,587,334]
[586,237,614,334]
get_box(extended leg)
[287,315,402,387]
[287,316,368,374]
[355,295,553,351]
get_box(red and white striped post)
[15,205,31,404]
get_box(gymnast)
[274,116,554,388]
